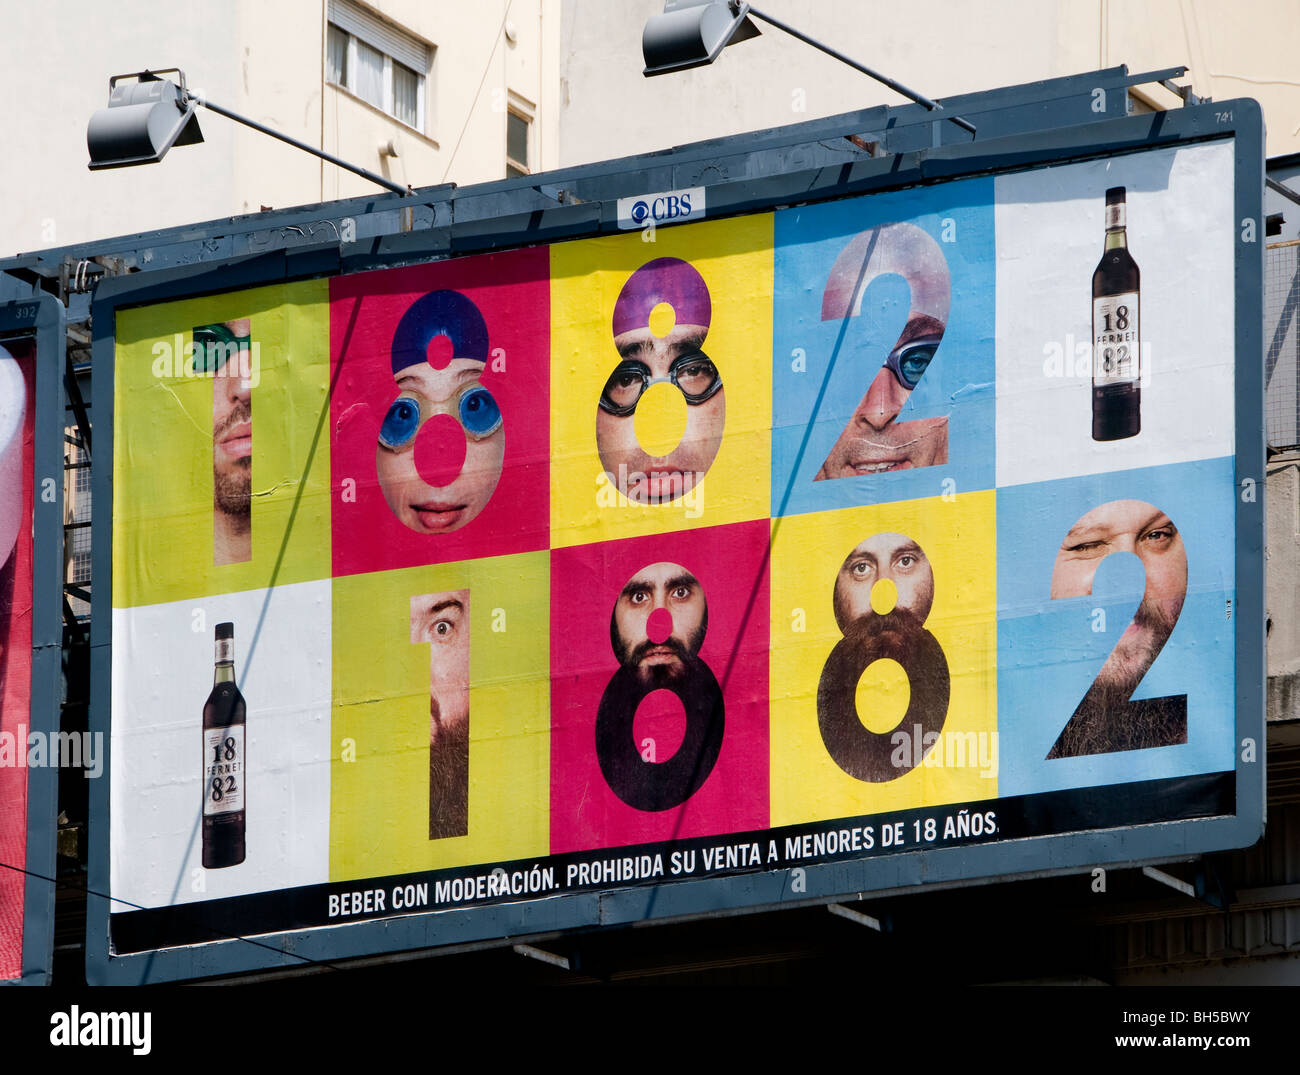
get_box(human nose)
[230,352,253,403]
[854,367,909,431]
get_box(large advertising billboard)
[0,296,62,986]
[91,105,1265,981]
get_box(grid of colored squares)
[109,143,1238,907]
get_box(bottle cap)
[1105,186,1127,205]
[215,622,234,640]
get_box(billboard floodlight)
[86,69,203,170]
[641,0,761,76]
[87,68,410,195]
[641,1,976,137]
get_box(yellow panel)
[330,552,549,879]
[113,282,331,608]
[770,490,998,825]
[550,215,773,547]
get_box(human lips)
[841,453,914,475]
[217,422,252,461]
[640,643,681,663]
[410,499,468,532]
[623,465,699,502]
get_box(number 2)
[1045,500,1188,758]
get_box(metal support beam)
[63,348,92,459]
[827,903,885,932]
[512,943,570,970]
[1142,865,1196,898]
[194,94,411,197]
[1160,76,1205,106]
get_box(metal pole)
[190,94,412,196]
[744,4,977,137]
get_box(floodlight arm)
[740,3,977,137]
[189,92,411,196]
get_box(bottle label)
[215,639,234,663]
[1093,292,1140,385]
[204,725,245,815]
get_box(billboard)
[0,296,62,986]
[91,104,1264,982]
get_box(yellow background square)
[113,281,331,608]
[330,552,549,879]
[770,491,998,825]
[549,216,773,547]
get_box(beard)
[618,635,701,687]
[429,694,469,840]
[214,461,251,516]
[827,606,945,698]
[1087,593,1182,704]
[1047,595,1187,758]
[213,402,252,517]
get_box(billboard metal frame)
[85,88,1264,983]
[0,294,64,986]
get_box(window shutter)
[328,0,431,74]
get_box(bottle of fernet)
[202,622,246,869]
[1092,186,1141,441]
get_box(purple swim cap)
[612,257,712,337]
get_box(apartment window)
[506,96,533,178]
[327,0,431,132]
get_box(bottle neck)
[1104,227,1128,251]
[213,636,236,683]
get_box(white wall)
[557,0,1300,169]
[0,1,239,255]
[0,1,561,254]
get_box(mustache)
[845,606,927,637]
[214,401,251,441]
[626,635,694,666]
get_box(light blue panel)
[771,178,995,517]
[997,456,1236,797]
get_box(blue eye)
[893,342,938,389]
[458,385,501,439]
[380,396,421,449]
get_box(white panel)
[994,141,1236,487]
[110,581,332,908]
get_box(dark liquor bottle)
[1092,186,1141,440]
[202,621,246,868]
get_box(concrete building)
[1,0,560,252]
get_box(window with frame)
[327,0,432,132]
[506,98,533,179]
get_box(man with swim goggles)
[192,322,251,374]
[598,350,722,418]
[596,256,725,505]
[815,222,951,480]
[195,319,254,565]
[375,289,505,535]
